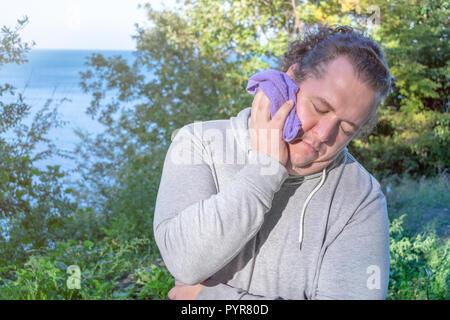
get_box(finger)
[251,90,271,124]
[251,90,263,127]
[252,89,264,108]
[175,281,185,287]
[272,100,294,124]
[255,90,271,122]
[168,287,177,300]
[259,93,271,122]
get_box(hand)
[250,90,294,167]
[168,281,204,300]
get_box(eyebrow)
[313,96,358,129]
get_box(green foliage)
[350,108,450,179]
[0,237,172,300]
[383,173,449,299]
[0,16,35,67]
[370,0,448,113]
[382,172,449,238]
[0,18,78,266]
[388,215,449,300]
[0,256,69,300]
[348,0,448,179]
[130,261,174,300]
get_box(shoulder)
[174,119,231,142]
[183,119,231,138]
[175,118,239,157]
[169,119,237,167]
[342,151,385,199]
[341,151,388,227]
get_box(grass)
[381,171,449,239]
[380,172,449,300]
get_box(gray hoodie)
[153,107,390,300]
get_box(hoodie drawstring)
[298,166,327,250]
[298,152,348,250]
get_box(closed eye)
[313,104,327,114]
[314,103,354,136]
[342,128,354,136]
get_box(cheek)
[295,97,316,133]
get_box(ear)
[286,63,297,79]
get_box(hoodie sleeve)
[312,189,390,300]
[153,125,289,285]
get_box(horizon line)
[31,47,137,51]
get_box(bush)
[388,215,449,300]
[0,236,168,300]
[350,109,450,179]
[129,260,174,300]
[0,256,69,299]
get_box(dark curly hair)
[279,25,391,139]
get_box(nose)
[313,117,339,143]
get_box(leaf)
[83,240,94,248]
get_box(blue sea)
[0,49,137,177]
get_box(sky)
[2,0,177,50]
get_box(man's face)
[286,56,376,175]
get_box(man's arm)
[153,124,289,285]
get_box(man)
[154,25,392,299]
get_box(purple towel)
[246,69,301,142]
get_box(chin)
[288,152,315,168]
